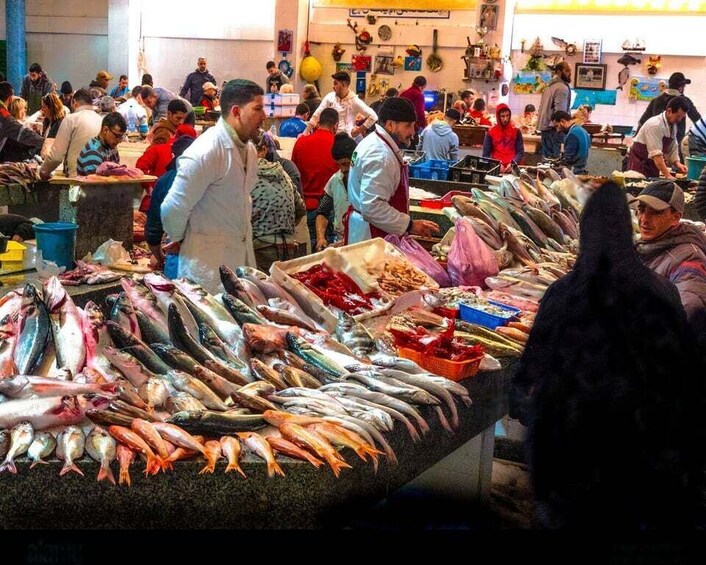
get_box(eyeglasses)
[107,128,126,141]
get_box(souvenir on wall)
[404,56,422,71]
[352,54,372,72]
[374,55,395,75]
[277,29,293,53]
[332,43,346,62]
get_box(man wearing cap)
[200,82,219,111]
[637,72,701,158]
[419,108,461,162]
[635,180,706,333]
[304,72,377,139]
[628,96,689,179]
[346,97,440,244]
[180,57,217,107]
[89,70,113,99]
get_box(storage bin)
[449,155,501,184]
[409,159,456,181]
[398,346,483,381]
[265,106,297,118]
[458,299,521,330]
[453,125,489,147]
[264,93,300,106]
[0,240,23,262]
[686,155,706,180]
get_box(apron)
[343,132,410,244]
[628,117,675,178]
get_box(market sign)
[516,0,706,12]
[312,0,476,9]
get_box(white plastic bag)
[35,249,66,279]
[91,239,130,266]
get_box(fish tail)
[0,459,17,474]
[160,458,174,473]
[267,459,286,478]
[29,459,49,470]
[305,455,324,468]
[324,455,352,478]
[199,460,216,474]
[119,465,132,486]
[60,461,84,477]
[225,462,247,478]
[97,463,116,485]
[145,455,161,476]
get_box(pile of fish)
[0,161,40,191]
[0,265,472,483]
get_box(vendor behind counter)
[0,214,40,242]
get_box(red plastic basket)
[398,347,483,382]
[419,190,471,209]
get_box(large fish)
[106,321,172,375]
[198,323,250,372]
[168,410,267,436]
[151,422,206,454]
[135,377,170,408]
[219,265,267,308]
[499,223,537,268]
[44,276,86,375]
[509,207,548,249]
[108,292,141,340]
[142,272,199,337]
[256,304,318,331]
[524,206,565,243]
[0,394,109,430]
[279,422,350,478]
[451,195,500,232]
[135,310,172,345]
[13,283,50,375]
[166,370,229,411]
[0,375,117,399]
[82,301,121,380]
[103,346,162,388]
[121,278,168,333]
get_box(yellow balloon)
[300,55,322,82]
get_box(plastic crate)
[192,106,206,116]
[449,155,501,184]
[398,347,483,381]
[419,189,471,209]
[0,241,25,263]
[458,299,521,330]
[409,159,455,181]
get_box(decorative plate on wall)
[378,25,392,41]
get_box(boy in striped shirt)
[76,112,126,176]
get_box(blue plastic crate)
[409,159,455,181]
[458,299,521,330]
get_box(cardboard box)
[264,93,300,106]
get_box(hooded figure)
[418,108,461,162]
[482,103,524,170]
[511,182,706,530]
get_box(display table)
[0,273,122,310]
[0,359,513,529]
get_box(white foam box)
[264,93,300,106]
[270,238,438,332]
[265,106,296,118]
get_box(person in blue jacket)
[279,103,309,138]
[551,110,590,174]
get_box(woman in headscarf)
[251,132,307,272]
[511,182,706,530]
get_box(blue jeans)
[164,252,179,279]
[540,129,565,159]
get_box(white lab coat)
[346,125,409,244]
[161,119,257,294]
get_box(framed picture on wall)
[575,63,607,90]
[479,4,499,31]
[583,40,602,64]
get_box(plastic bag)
[447,217,499,287]
[35,249,66,279]
[90,239,130,266]
[385,234,452,288]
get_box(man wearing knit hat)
[346,97,440,244]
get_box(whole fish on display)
[168,410,267,436]
[56,425,86,476]
[85,426,117,484]
[0,421,34,474]
[617,66,631,90]
[13,283,50,375]
[27,431,56,469]
[106,322,172,375]
[44,277,86,376]
[286,333,349,379]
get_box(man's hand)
[39,169,51,181]
[410,220,441,238]
[350,125,364,138]
[315,238,328,252]
[674,162,688,175]
[162,240,181,255]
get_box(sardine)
[28,431,56,468]
[13,283,50,375]
[56,425,85,476]
[86,426,117,484]
[0,421,34,473]
[168,410,267,436]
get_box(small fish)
[151,422,206,454]
[335,312,375,360]
[1,421,34,474]
[266,436,324,468]
[617,66,630,90]
[108,425,161,476]
[164,392,207,414]
[237,431,285,478]
[220,436,246,477]
[199,440,222,474]
[138,377,171,411]
[56,425,85,476]
[86,427,117,484]
[167,370,230,411]
[27,431,56,469]
[116,444,135,486]
[131,418,171,462]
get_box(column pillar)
[6,0,26,91]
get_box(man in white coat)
[346,97,439,244]
[161,79,266,294]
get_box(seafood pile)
[0,265,472,483]
[370,259,430,297]
[58,260,122,286]
[0,162,40,191]
[291,264,379,316]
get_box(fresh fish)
[138,377,170,410]
[286,333,348,378]
[166,370,229,411]
[198,323,250,373]
[106,322,172,375]
[116,444,135,486]
[150,344,239,400]
[86,408,135,427]
[168,410,267,436]
[484,275,547,300]
[81,301,121,380]
[135,310,172,345]
[115,378,151,412]
[509,208,548,248]
[230,388,279,413]
[13,283,50,375]
[221,293,268,326]
[373,331,398,357]
[56,425,85,476]
[199,439,222,474]
[309,422,383,466]
[151,422,206,454]
[0,395,108,430]
[131,418,171,461]
[523,206,565,243]
[279,365,322,389]
[551,209,579,239]
[256,304,318,331]
[108,425,162,476]
[242,322,292,354]
[0,289,22,322]
[168,304,249,386]
[451,195,500,232]
[108,292,141,340]
[234,266,296,303]
[320,414,398,467]
[44,276,86,375]
[498,223,537,268]
[0,429,8,459]
[108,398,161,422]
[250,358,288,390]
[86,426,117,484]
[0,421,34,473]
[279,422,350,478]
[28,431,56,468]
[343,371,441,406]
[220,266,259,308]
[164,392,207,414]
[369,353,426,374]
[103,346,162,388]
[121,278,168,332]
[143,272,199,337]
[239,381,277,396]
[0,375,117,399]
[463,217,504,250]
[267,297,319,330]
[266,436,324,468]
[0,314,18,378]
[220,436,246,477]
[237,431,285,478]
[335,312,375,359]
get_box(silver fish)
[138,376,171,410]
[86,426,117,484]
[13,283,50,375]
[164,391,207,414]
[0,421,34,474]
[27,431,56,468]
[44,276,86,376]
[335,311,375,360]
[166,370,229,411]
[56,425,85,476]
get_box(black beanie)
[331,132,357,160]
[378,97,417,123]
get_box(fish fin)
[225,462,247,478]
[199,462,216,474]
[325,457,353,478]
[144,455,161,476]
[305,455,325,468]
[119,466,132,486]
[0,459,17,474]
[160,459,174,472]
[268,460,286,478]
[60,461,84,476]
[97,464,116,485]
[29,459,49,470]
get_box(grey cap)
[636,180,685,214]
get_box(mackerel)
[221,293,268,326]
[286,333,348,378]
[135,310,172,345]
[143,272,199,337]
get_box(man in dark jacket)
[637,72,700,158]
[20,63,54,115]
[0,82,44,162]
[180,57,217,107]
[635,180,706,336]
